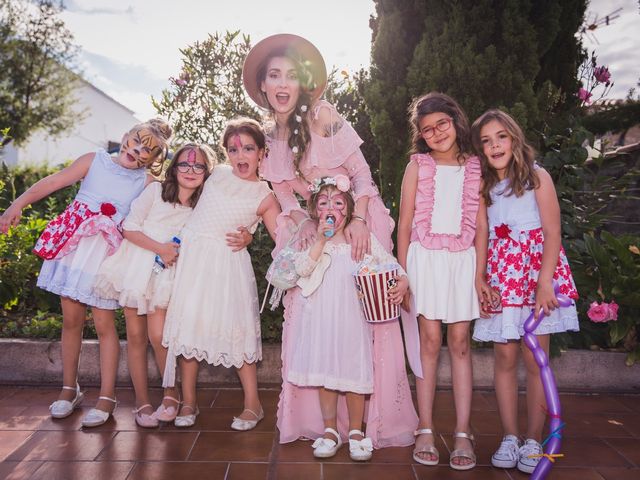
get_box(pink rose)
[587,301,619,323]
[578,88,592,104]
[334,174,351,192]
[594,66,611,84]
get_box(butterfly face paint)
[121,127,164,168]
[316,190,347,228]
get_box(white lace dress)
[161,164,272,387]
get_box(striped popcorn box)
[353,266,400,323]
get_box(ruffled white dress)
[161,164,272,387]
[94,182,193,314]
[406,159,481,323]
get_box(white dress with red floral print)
[473,173,579,343]
[35,149,147,309]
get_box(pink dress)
[264,100,418,448]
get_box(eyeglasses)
[176,162,207,174]
[421,118,452,139]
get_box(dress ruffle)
[410,154,480,252]
[56,215,122,258]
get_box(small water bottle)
[324,215,335,238]
[153,236,181,274]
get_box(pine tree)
[365,0,587,211]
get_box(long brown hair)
[161,143,216,208]
[408,92,471,164]
[471,109,539,206]
[256,48,314,178]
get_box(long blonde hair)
[471,109,539,205]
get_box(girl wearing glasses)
[161,118,280,429]
[95,143,217,427]
[397,92,484,471]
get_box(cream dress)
[162,164,272,387]
[94,182,193,314]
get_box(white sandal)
[231,407,264,431]
[413,428,440,466]
[312,427,343,458]
[49,383,84,419]
[174,405,199,428]
[449,432,477,471]
[348,429,373,461]
[81,396,117,428]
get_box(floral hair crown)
[307,174,351,195]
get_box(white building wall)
[2,80,139,167]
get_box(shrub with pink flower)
[577,52,613,107]
[587,300,619,323]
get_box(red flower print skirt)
[33,200,97,260]
[486,227,578,307]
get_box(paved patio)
[0,385,638,479]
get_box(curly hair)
[161,143,216,208]
[471,109,539,206]
[408,92,471,164]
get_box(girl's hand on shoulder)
[388,275,409,305]
[345,219,371,262]
[534,280,558,320]
[157,241,180,267]
[0,205,22,234]
[226,226,252,252]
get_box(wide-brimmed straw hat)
[242,33,327,110]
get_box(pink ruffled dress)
[264,100,418,448]
[34,149,146,309]
[406,153,482,322]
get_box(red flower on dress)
[100,202,117,217]
[495,223,511,239]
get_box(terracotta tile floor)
[0,386,638,479]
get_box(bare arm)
[474,191,498,316]
[534,168,562,318]
[0,153,94,233]
[397,161,418,310]
[257,193,282,242]
[123,230,179,266]
[397,161,418,272]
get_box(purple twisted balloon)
[523,282,573,480]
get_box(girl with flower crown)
[242,34,419,448]
[0,119,172,427]
[289,176,409,461]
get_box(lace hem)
[410,154,481,252]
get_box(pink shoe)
[134,404,159,428]
[154,396,181,423]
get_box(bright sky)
[60,0,639,120]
